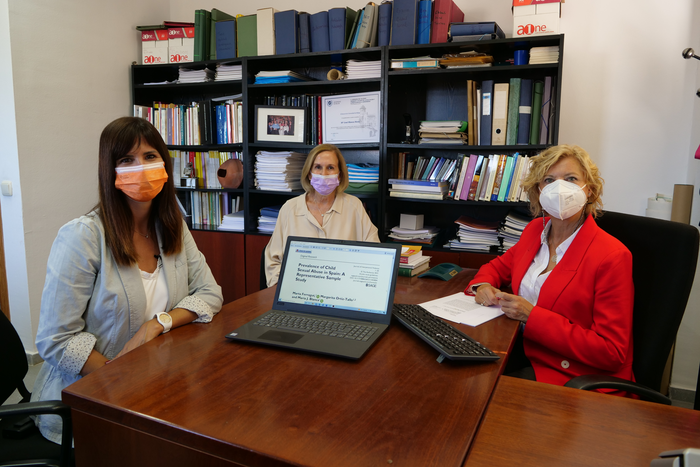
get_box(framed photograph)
[322,91,381,144]
[255,106,306,144]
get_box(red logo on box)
[170,53,191,63]
[516,23,550,36]
[143,55,165,64]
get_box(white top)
[140,257,168,320]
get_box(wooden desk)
[465,376,700,467]
[64,270,519,467]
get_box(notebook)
[226,236,401,359]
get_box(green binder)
[237,14,258,57]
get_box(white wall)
[2,0,699,390]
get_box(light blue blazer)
[31,212,223,443]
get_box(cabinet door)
[190,230,246,304]
[245,234,272,296]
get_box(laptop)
[226,236,401,359]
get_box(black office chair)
[260,248,268,290]
[565,211,699,405]
[0,310,74,467]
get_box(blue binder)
[274,10,299,55]
[377,2,392,46]
[517,79,533,145]
[215,20,237,60]
[390,0,419,45]
[328,8,346,51]
[309,11,330,52]
[417,0,432,45]
[299,13,311,53]
[480,80,494,146]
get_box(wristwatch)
[155,312,172,333]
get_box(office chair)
[564,211,700,404]
[260,248,268,290]
[0,310,74,467]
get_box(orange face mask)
[115,162,168,202]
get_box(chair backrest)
[0,310,30,404]
[596,211,699,392]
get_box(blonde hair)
[522,144,604,218]
[300,144,349,194]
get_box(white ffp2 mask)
[539,179,588,220]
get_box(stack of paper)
[346,163,379,183]
[217,211,244,231]
[418,121,468,144]
[446,215,501,251]
[499,211,531,250]
[439,51,493,68]
[388,225,440,244]
[258,205,281,233]
[529,46,560,64]
[254,151,306,191]
[345,60,382,79]
[178,67,215,83]
[215,63,243,81]
[254,70,314,84]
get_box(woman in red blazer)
[466,145,634,394]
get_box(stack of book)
[254,151,306,191]
[345,60,382,79]
[438,51,493,68]
[499,211,531,250]
[389,179,448,200]
[452,153,532,202]
[217,211,244,231]
[347,163,379,193]
[258,205,281,233]
[418,121,468,144]
[446,216,501,252]
[398,245,431,277]
[530,46,560,64]
[178,66,215,83]
[390,56,440,70]
[388,225,440,245]
[215,62,242,81]
[254,70,314,84]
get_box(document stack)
[254,151,306,191]
[390,56,440,70]
[446,216,501,251]
[178,66,215,83]
[217,211,244,231]
[215,62,243,81]
[389,179,448,200]
[438,51,493,68]
[254,70,314,84]
[398,245,431,277]
[258,205,281,233]
[529,46,560,64]
[418,121,468,144]
[345,60,382,79]
[388,225,440,245]
[499,211,531,250]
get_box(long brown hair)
[95,117,182,265]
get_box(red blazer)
[466,215,635,390]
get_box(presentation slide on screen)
[277,242,396,314]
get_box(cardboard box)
[513,0,561,37]
[400,214,424,230]
[169,27,195,63]
[141,29,169,64]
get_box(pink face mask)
[310,173,339,195]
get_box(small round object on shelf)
[217,159,243,189]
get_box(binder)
[517,79,533,145]
[480,80,494,145]
[328,7,347,51]
[299,13,311,53]
[309,11,330,52]
[348,8,364,49]
[274,10,299,55]
[236,15,257,57]
[448,22,505,39]
[417,0,432,44]
[530,81,544,145]
[491,83,509,146]
[256,7,277,56]
[210,9,236,60]
[505,78,521,145]
[539,76,553,144]
[391,0,419,45]
[215,20,237,60]
[377,1,393,46]
[430,0,464,44]
[355,3,377,48]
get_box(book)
[467,155,485,201]
[344,8,358,47]
[274,10,299,55]
[452,155,469,200]
[329,7,347,51]
[480,155,499,201]
[530,80,544,145]
[309,11,330,52]
[350,9,364,49]
[194,9,211,62]
[377,1,393,46]
[398,262,431,277]
[506,78,521,145]
[539,76,553,144]
[450,33,499,42]
[389,179,448,192]
[467,80,475,145]
[210,8,236,60]
[390,190,447,200]
[391,57,440,68]
[430,0,464,44]
[480,80,493,146]
[497,155,515,202]
[490,154,507,201]
[417,0,432,44]
[400,245,423,263]
[299,12,311,53]
[458,154,478,200]
[391,0,419,46]
[215,19,237,60]
[237,15,257,57]
[517,79,533,145]
[491,83,509,146]
[448,22,505,39]
[355,2,377,48]
[256,7,277,56]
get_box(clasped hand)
[475,284,534,323]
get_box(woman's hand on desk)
[495,292,533,323]
[475,284,501,307]
[114,319,164,360]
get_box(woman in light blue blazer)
[32,117,223,444]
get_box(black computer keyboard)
[254,312,378,341]
[392,304,499,362]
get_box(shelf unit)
[130,34,564,298]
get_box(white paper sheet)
[419,292,504,327]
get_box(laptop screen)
[274,237,401,324]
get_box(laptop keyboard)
[254,312,378,341]
[392,304,499,362]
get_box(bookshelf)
[130,34,564,298]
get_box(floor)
[2,361,696,409]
